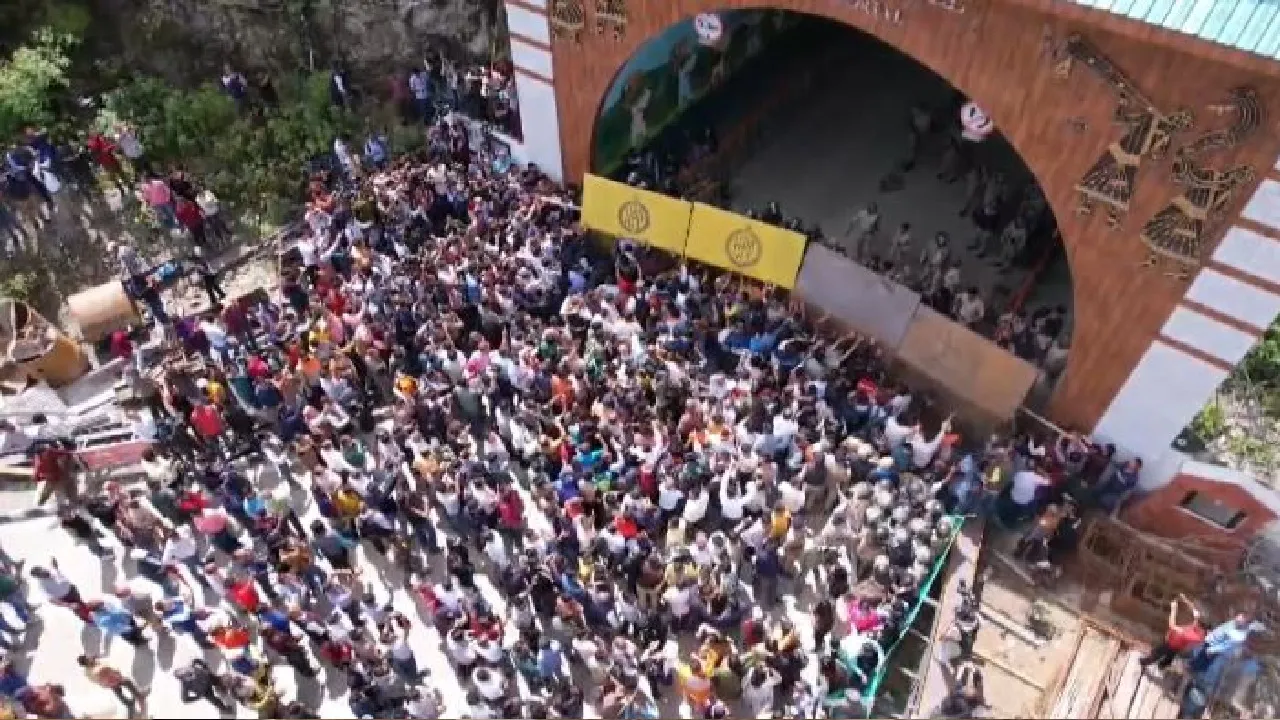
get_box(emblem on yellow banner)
[725,226,763,267]
[618,198,651,235]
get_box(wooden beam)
[972,649,1047,691]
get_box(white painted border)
[1212,226,1280,287]
[1185,269,1280,331]
[1160,306,1257,366]
[1241,178,1280,234]
[510,38,554,80]
[505,4,551,46]
[1091,152,1280,490]
[512,71,564,181]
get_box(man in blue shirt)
[364,132,389,170]
[1188,613,1262,676]
[537,638,564,683]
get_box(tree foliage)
[99,71,364,225]
[0,27,77,139]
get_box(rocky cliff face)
[97,0,496,84]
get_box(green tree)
[0,28,77,139]
[100,70,361,225]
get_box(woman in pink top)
[140,174,176,228]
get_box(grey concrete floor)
[728,35,1073,315]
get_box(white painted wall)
[1093,341,1230,486]
[510,38,554,80]
[1185,269,1280,330]
[1160,307,1257,366]
[1241,179,1280,231]
[1213,226,1280,286]
[504,4,551,45]
[511,72,564,180]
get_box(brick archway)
[537,0,1280,434]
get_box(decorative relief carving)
[1139,87,1262,278]
[1042,27,1074,79]
[594,0,627,39]
[1056,34,1194,228]
[549,0,586,43]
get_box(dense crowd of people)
[0,111,1053,719]
[2,83,1255,720]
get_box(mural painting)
[592,9,798,173]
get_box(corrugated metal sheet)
[1063,0,1280,61]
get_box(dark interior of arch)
[592,9,1074,385]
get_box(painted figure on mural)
[592,10,786,172]
[625,75,653,147]
[1058,35,1194,228]
[673,40,699,108]
[1139,87,1262,277]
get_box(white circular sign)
[960,101,994,141]
[694,13,723,45]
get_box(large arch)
[546,0,1280,431]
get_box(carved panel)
[1139,87,1262,278]
[594,0,628,40]
[1053,35,1194,228]
[550,0,586,43]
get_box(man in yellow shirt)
[768,506,792,542]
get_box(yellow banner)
[581,174,692,254]
[685,203,808,288]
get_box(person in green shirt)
[0,560,33,629]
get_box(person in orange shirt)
[550,373,574,407]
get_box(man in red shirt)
[1140,593,1205,673]
[33,443,76,505]
[85,133,126,191]
[108,328,134,361]
[221,299,257,351]
[189,403,225,456]
[174,196,207,247]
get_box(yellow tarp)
[685,203,808,288]
[581,174,692,254]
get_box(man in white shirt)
[777,479,806,513]
[657,477,684,516]
[405,687,444,719]
[843,202,880,260]
[1009,468,1050,523]
[682,486,710,526]
[31,562,79,605]
[719,475,757,524]
[663,581,693,621]
[953,288,986,328]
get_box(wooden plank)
[972,649,1047,691]
[1104,650,1145,719]
[1038,627,1085,718]
[1126,675,1152,719]
[979,601,1048,647]
[1133,675,1166,719]
[1066,629,1119,718]
[1085,638,1124,717]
